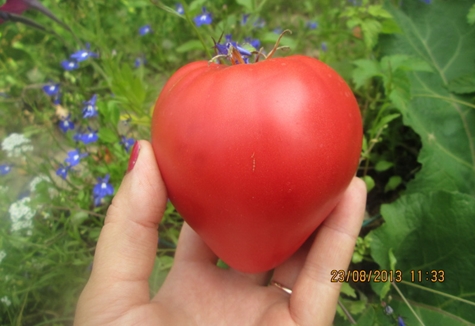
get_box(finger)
[270,232,314,293]
[174,222,219,265]
[290,177,366,326]
[84,141,167,301]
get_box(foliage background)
[0,0,474,325]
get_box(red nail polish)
[127,141,140,173]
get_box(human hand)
[74,140,366,326]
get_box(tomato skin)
[152,55,362,273]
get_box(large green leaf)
[382,0,475,195]
[370,191,475,323]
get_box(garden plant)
[0,0,474,325]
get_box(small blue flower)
[139,24,152,36]
[273,27,283,34]
[397,316,406,326]
[74,128,98,145]
[321,42,328,52]
[307,21,318,29]
[82,94,98,118]
[193,7,212,27]
[56,164,71,179]
[241,14,250,25]
[70,49,99,62]
[253,17,265,28]
[215,36,252,61]
[176,3,184,15]
[419,0,431,3]
[58,115,75,133]
[65,149,88,167]
[0,164,11,175]
[42,83,60,96]
[244,37,260,50]
[53,93,61,105]
[61,59,79,71]
[120,136,135,152]
[134,56,146,68]
[93,174,114,205]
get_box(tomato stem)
[266,29,292,59]
[209,29,292,65]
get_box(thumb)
[79,140,167,306]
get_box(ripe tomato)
[151,55,362,273]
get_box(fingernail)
[126,141,140,174]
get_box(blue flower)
[420,0,431,3]
[307,21,318,29]
[82,94,98,118]
[65,149,88,167]
[56,164,70,179]
[53,93,62,105]
[215,36,252,60]
[42,83,60,96]
[397,316,406,326]
[74,128,98,145]
[120,136,135,152]
[61,59,79,71]
[253,17,265,28]
[93,174,114,205]
[70,43,99,62]
[321,42,328,52]
[58,115,75,133]
[134,57,146,68]
[139,24,152,36]
[273,27,282,34]
[244,37,260,50]
[176,3,184,15]
[0,164,11,175]
[193,7,212,27]
[241,14,250,25]
[70,49,98,62]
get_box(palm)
[74,141,366,326]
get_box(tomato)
[151,55,362,273]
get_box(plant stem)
[400,281,475,307]
[391,281,426,326]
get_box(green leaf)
[468,4,475,25]
[384,175,401,192]
[106,101,121,126]
[176,40,205,53]
[447,74,475,94]
[151,1,185,19]
[340,282,356,298]
[382,1,475,195]
[235,0,253,12]
[352,59,381,89]
[380,18,401,34]
[370,191,475,323]
[367,5,392,19]
[188,0,207,13]
[361,175,375,192]
[149,256,173,295]
[360,19,382,49]
[389,299,475,326]
[98,128,118,144]
[375,160,393,172]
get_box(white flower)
[9,197,36,233]
[0,296,11,306]
[29,175,50,192]
[1,133,34,158]
[0,250,6,264]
